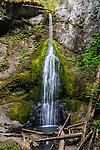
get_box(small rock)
[8,121,22,133]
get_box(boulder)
[8,121,22,134]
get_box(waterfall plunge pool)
[32,125,59,150]
[36,125,58,133]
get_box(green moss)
[62,99,81,112]
[62,98,87,124]
[53,41,74,97]
[7,39,49,123]
[8,102,31,124]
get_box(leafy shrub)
[68,33,100,77]
[0,145,20,150]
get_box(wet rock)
[8,121,22,134]
[26,101,68,127]
[27,14,44,25]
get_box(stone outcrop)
[54,0,99,53]
[0,12,11,36]
[0,2,46,80]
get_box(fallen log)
[71,127,83,130]
[35,132,82,142]
[87,130,95,150]
[64,122,85,130]
[0,133,22,137]
[77,131,93,150]
[58,113,71,136]
[22,128,57,135]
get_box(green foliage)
[0,63,9,72]
[72,23,84,28]
[89,117,100,130]
[19,52,30,62]
[74,91,91,101]
[0,145,20,150]
[11,33,26,40]
[62,98,82,112]
[10,25,43,41]
[68,33,100,76]
[2,0,59,12]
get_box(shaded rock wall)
[0,2,47,80]
[54,0,99,53]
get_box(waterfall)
[41,14,60,125]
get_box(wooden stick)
[95,129,99,140]
[22,4,52,12]
[64,122,85,130]
[22,128,57,135]
[58,126,65,150]
[52,141,59,149]
[91,95,100,118]
[0,133,22,137]
[59,113,71,136]
[35,132,82,142]
[77,131,93,150]
[71,127,83,130]
[87,130,95,150]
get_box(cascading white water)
[41,14,60,125]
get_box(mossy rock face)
[2,39,74,125]
[18,39,49,102]
[19,39,74,102]
[53,41,74,98]
[62,98,87,124]
[7,40,49,124]
[8,102,31,124]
